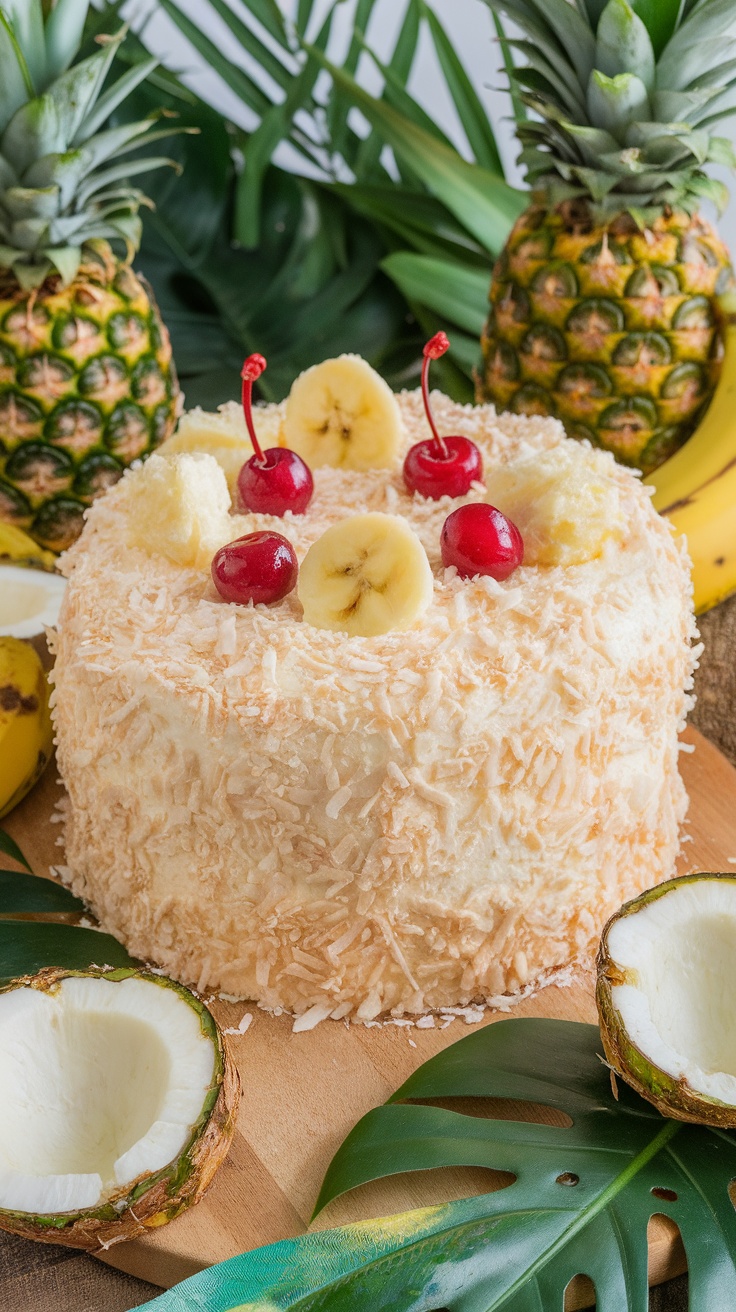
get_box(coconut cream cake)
[51,357,698,1021]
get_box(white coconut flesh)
[607,879,736,1105]
[0,566,66,638]
[0,976,216,1215]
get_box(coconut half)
[0,967,240,1248]
[0,565,66,638]
[597,874,736,1126]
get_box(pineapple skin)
[0,241,180,552]
[480,205,733,474]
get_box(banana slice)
[284,355,403,470]
[299,512,433,637]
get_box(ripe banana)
[298,512,434,637]
[0,637,53,819]
[645,292,736,614]
[284,355,404,470]
[0,524,55,571]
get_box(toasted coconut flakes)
[331,833,357,866]
[326,921,367,963]
[292,1003,333,1032]
[53,391,696,1018]
[406,770,455,808]
[325,786,352,819]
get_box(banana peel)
[0,638,53,819]
[645,291,736,614]
[0,524,56,572]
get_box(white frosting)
[51,392,698,1018]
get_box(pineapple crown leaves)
[0,0,187,289]
[483,0,736,223]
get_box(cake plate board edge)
[5,726,736,1308]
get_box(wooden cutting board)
[6,725,736,1307]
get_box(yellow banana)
[0,638,53,819]
[645,292,736,614]
[0,524,55,571]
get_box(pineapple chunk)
[159,402,283,492]
[124,452,232,569]
[485,445,624,567]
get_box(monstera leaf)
[134,1018,736,1312]
[0,829,135,983]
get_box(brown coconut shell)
[596,873,736,1128]
[0,966,241,1250]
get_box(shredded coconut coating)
[51,392,699,1019]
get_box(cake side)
[51,393,698,1019]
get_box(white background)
[136,0,736,248]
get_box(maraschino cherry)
[441,502,523,581]
[212,531,298,605]
[237,354,313,515]
[403,333,483,499]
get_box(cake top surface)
[58,390,692,733]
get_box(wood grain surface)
[5,726,736,1309]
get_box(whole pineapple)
[0,2,180,551]
[480,0,736,473]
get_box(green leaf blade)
[306,51,525,255]
[0,869,85,914]
[0,827,32,871]
[381,251,489,335]
[420,2,503,173]
[125,1020,736,1312]
[0,920,136,984]
[631,0,689,59]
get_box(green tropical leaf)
[87,0,513,407]
[482,0,588,86]
[0,828,135,981]
[307,51,525,255]
[325,0,382,164]
[352,11,456,168]
[631,0,686,58]
[132,1019,736,1311]
[332,182,488,265]
[0,869,85,915]
[296,0,316,38]
[137,163,410,406]
[115,68,233,267]
[155,0,272,117]
[235,6,336,248]
[0,921,137,983]
[0,827,31,871]
[420,0,503,173]
[492,14,529,127]
[228,0,286,46]
[381,251,489,335]
[193,0,294,93]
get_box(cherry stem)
[421,333,450,459]
[241,354,267,464]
